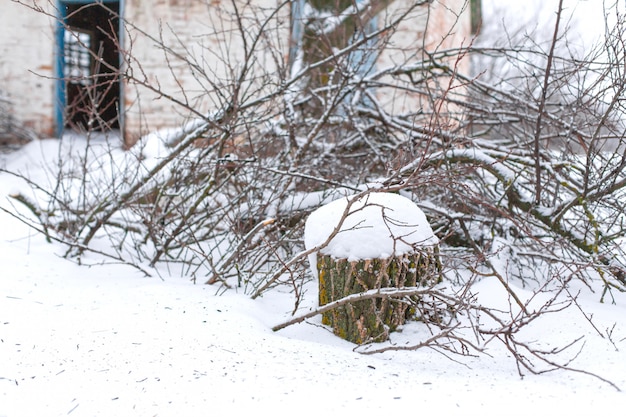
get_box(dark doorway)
[62,2,120,131]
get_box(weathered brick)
[2,0,472,140]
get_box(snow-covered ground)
[1,137,626,417]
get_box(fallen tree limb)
[272,286,434,331]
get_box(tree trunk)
[317,249,441,344]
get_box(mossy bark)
[317,249,441,344]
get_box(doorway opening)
[58,1,121,133]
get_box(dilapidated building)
[1,0,479,143]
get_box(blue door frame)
[55,0,124,137]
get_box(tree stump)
[304,192,441,344]
[317,249,441,344]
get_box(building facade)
[0,0,477,143]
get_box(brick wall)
[122,0,472,141]
[377,0,473,119]
[1,1,57,137]
[122,0,290,142]
[1,0,472,141]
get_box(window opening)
[64,29,93,86]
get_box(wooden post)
[317,248,441,344]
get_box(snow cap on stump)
[304,192,439,278]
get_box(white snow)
[303,192,439,278]
[1,138,626,416]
